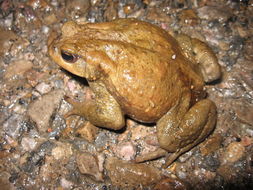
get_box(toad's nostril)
[53,46,58,53]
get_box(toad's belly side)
[107,55,188,123]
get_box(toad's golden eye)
[61,50,79,63]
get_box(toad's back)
[76,19,205,122]
[95,39,203,123]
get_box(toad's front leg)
[65,81,125,130]
[157,99,217,168]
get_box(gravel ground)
[0,0,253,189]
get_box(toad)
[48,18,221,167]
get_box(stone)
[4,60,33,79]
[3,114,25,139]
[21,137,38,151]
[35,82,52,94]
[76,122,99,142]
[114,141,136,161]
[221,141,245,164]
[105,157,161,187]
[76,152,103,182]
[28,89,64,132]
[0,28,28,56]
[51,142,73,161]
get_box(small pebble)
[221,141,245,164]
[197,6,232,23]
[4,60,33,79]
[114,141,136,161]
[3,114,24,139]
[51,142,73,160]
[60,178,73,189]
[76,152,103,182]
[35,82,52,94]
[21,137,38,151]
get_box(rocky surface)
[0,0,252,189]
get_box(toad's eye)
[61,50,79,63]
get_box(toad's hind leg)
[175,34,221,83]
[157,99,217,168]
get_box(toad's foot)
[134,148,186,169]
[135,148,167,163]
[64,95,86,118]
[134,148,192,169]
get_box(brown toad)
[48,18,221,167]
